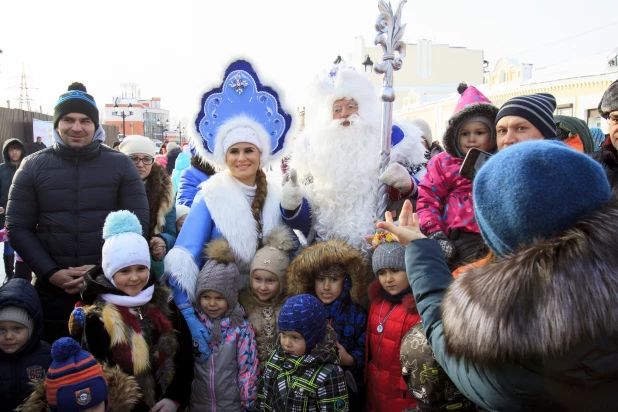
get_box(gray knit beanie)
[372,242,406,275]
[196,239,244,343]
[598,79,618,119]
[0,306,33,339]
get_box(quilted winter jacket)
[0,279,52,412]
[256,326,349,412]
[366,280,421,412]
[417,152,478,236]
[6,137,148,343]
[191,311,260,411]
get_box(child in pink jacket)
[417,83,497,267]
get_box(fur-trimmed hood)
[145,161,174,238]
[442,199,618,364]
[190,155,217,176]
[16,364,141,412]
[286,239,367,304]
[442,103,498,158]
[368,279,418,314]
[80,265,157,306]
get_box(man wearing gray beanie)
[592,79,618,187]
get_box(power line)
[511,20,618,57]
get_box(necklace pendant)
[377,324,383,333]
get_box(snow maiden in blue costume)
[281,66,427,255]
[164,59,295,360]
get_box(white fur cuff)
[164,246,200,303]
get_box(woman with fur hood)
[119,135,176,280]
[286,239,367,410]
[240,228,297,368]
[164,59,296,362]
[69,211,193,412]
[381,140,618,411]
[417,84,497,268]
[176,150,216,207]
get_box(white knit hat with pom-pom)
[101,211,150,283]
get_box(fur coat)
[145,161,176,250]
[405,200,618,411]
[71,268,194,411]
[16,364,141,412]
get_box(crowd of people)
[0,57,617,412]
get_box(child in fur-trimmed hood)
[68,211,193,412]
[416,83,497,268]
[240,227,297,369]
[286,239,367,410]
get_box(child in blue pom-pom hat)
[68,210,194,412]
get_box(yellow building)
[397,49,618,142]
[344,36,484,110]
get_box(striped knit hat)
[278,294,327,354]
[495,93,557,138]
[46,338,108,411]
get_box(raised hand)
[281,168,303,211]
[376,199,426,246]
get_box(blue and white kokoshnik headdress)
[193,59,294,169]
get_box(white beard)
[293,115,381,253]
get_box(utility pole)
[18,64,32,111]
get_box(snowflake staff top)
[374,0,408,221]
[193,59,294,169]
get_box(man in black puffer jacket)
[0,278,52,412]
[6,83,149,343]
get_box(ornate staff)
[374,0,407,220]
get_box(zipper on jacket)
[210,354,216,412]
[373,303,387,412]
[73,150,80,259]
[136,307,143,320]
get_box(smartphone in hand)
[460,148,492,181]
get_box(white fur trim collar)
[201,170,283,267]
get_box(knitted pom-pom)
[68,82,87,92]
[51,337,81,362]
[457,82,468,95]
[103,210,142,240]
[204,238,235,264]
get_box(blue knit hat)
[474,140,611,256]
[278,294,327,354]
[495,93,557,138]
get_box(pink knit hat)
[453,84,492,114]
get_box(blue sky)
[0,0,616,124]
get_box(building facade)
[397,48,618,141]
[344,36,485,110]
[103,97,170,141]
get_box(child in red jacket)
[366,233,421,412]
